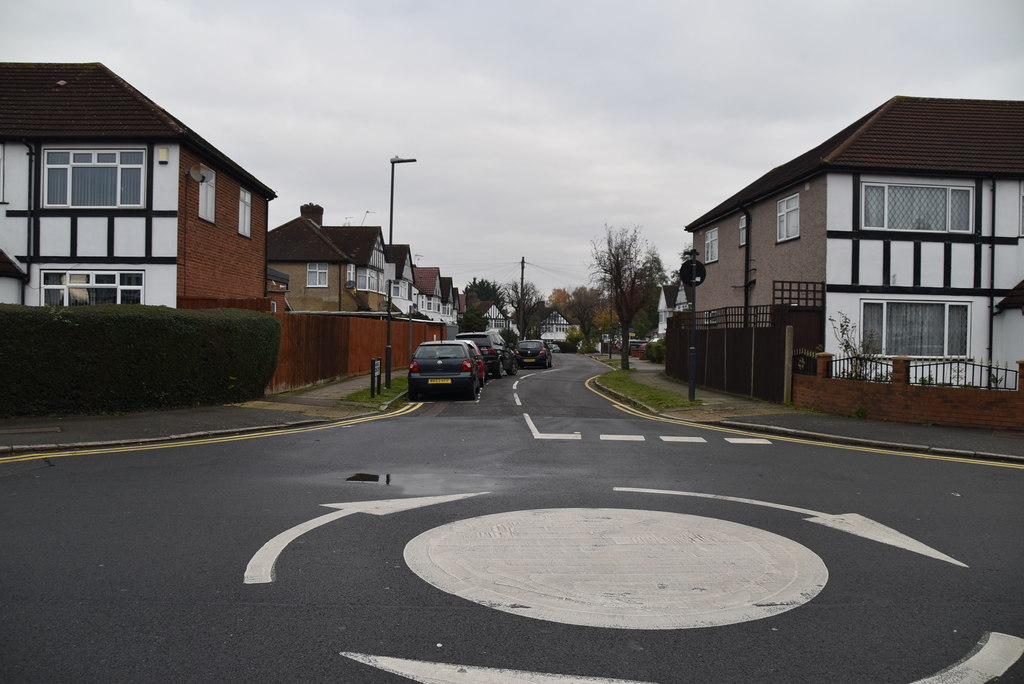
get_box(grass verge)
[343,376,408,404]
[597,369,700,412]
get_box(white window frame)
[738,214,747,247]
[860,299,970,358]
[238,188,251,237]
[862,182,973,233]
[41,270,144,306]
[777,194,800,242]
[198,167,216,222]
[43,148,146,208]
[1019,183,1024,237]
[704,227,719,263]
[306,262,328,288]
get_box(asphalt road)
[2,354,1022,683]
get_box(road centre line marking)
[514,393,522,406]
[583,375,1024,470]
[725,437,772,444]
[600,434,645,441]
[661,436,708,443]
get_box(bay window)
[861,300,969,357]
[44,149,145,207]
[42,271,143,306]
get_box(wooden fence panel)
[665,307,822,403]
[267,314,447,393]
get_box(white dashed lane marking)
[600,434,646,441]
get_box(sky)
[3,0,1022,296]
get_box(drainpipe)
[20,141,35,305]
[987,178,995,364]
[741,206,752,327]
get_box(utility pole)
[519,256,525,337]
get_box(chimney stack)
[300,203,324,226]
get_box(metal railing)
[825,357,1019,391]
[828,356,892,383]
[909,360,1019,391]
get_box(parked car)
[455,331,517,378]
[408,341,481,401]
[516,339,553,368]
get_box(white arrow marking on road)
[615,488,967,567]
[243,492,488,584]
[912,632,1024,683]
[523,413,581,440]
[340,652,655,683]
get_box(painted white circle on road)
[404,508,828,630]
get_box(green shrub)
[645,340,666,363]
[0,305,280,417]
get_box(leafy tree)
[458,309,488,332]
[590,224,662,370]
[547,287,571,312]
[464,278,507,312]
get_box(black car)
[455,331,517,378]
[408,341,481,401]
[515,339,553,368]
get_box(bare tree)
[504,280,545,338]
[566,285,605,348]
[590,224,662,369]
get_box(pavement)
[2,357,1023,463]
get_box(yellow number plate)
[428,378,452,384]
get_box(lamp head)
[391,156,417,164]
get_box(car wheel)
[508,362,517,376]
[466,378,479,401]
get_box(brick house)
[0,62,275,308]
[267,204,390,313]
[685,96,1024,364]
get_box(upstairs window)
[44,149,145,207]
[704,227,719,263]
[738,214,747,246]
[238,189,251,237]
[307,262,328,288]
[198,167,216,222]
[777,194,800,241]
[863,183,972,233]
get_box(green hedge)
[0,305,280,417]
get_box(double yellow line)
[584,375,1024,470]
[0,402,424,465]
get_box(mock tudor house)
[685,96,1024,364]
[0,62,275,308]
[385,243,417,314]
[412,265,443,320]
[267,204,390,313]
[539,308,574,342]
[657,283,689,337]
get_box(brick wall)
[792,354,1024,430]
[177,147,269,302]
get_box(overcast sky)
[4,0,1022,295]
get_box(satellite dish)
[188,165,207,183]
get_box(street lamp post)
[385,156,416,389]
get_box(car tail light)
[461,359,474,371]
[409,361,419,371]
[539,349,547,356]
